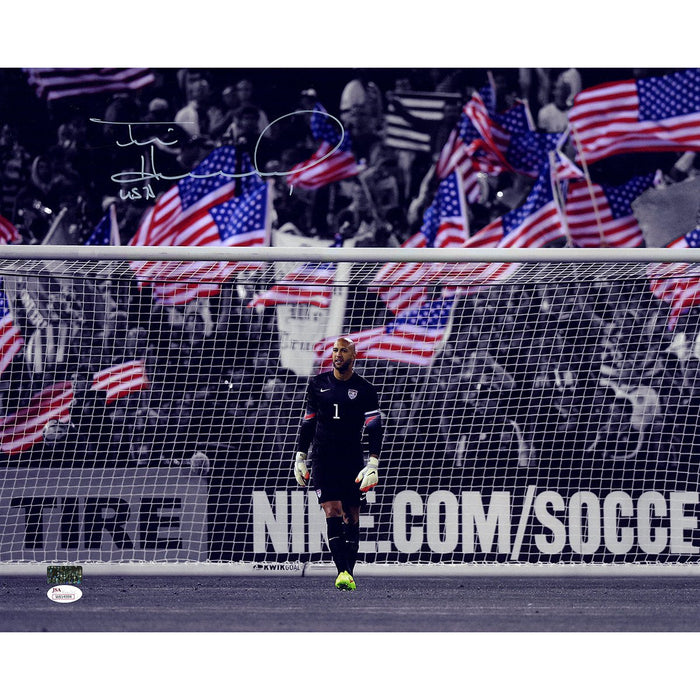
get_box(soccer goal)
[1,243,700,576]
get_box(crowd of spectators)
[4,67,681,247]
[0,67,698,517]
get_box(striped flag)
[465,92,559,178]
[0,213,21,244]
[372,171,469,314]
[129,145,270,306]
[250,236,342,309]
[24,68,155,101]
[435,225,524,297]
[384,90,461,153]
[435,162,566,295]
[314,297,454,371]
[564,172,656,248]
[436,91,558,205]
[463,91,510,174]
[435,107,485,203]
[551,141,586,182]
[475,161,564,250]
[371,230,433,314]
[286,104,364,189]
[568,68,700,164]
[0,277,23,375]
[649,227,700,330]
[91,360,150,404]
[0,381,73,454]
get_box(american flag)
[551,142,586,182]
[435,162,565,294]
[564,172,656,248]
[129,146,270,306]
[506,129,562,178]
[436,91,556,205]
[250,236,342,309]
[435,106,485,203]
[372,171,469,314]
[286,104,364,190]
[91,360,150,405]
[463,91,510,174]
[24,68,155,101]
[0,213,21,245]
[649,227,700,330]
[371,230,432,314]
[384,90,462,153]
[475,161,564,250]
[314,297,455,371]
[465,92,558,178]
[0,381,73,454]
[435,227,523,297]
[568,68,700,164]
[0,277,23,375]
[84,204,120,246]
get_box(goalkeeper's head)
[332,336,356,378]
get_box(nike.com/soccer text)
[253,490,700,558]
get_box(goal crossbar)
[2,244,700,264]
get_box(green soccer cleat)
[334,571,356,591]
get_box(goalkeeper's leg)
[321,500,356,590]
[343,507,360,576]
[325,512,348,575]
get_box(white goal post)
[1,243,700,577]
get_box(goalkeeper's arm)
[294,386,317,486]
[297,383,318,456]
[364,409,383,458]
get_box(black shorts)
[310,446,363,506]
[312,480,363,507]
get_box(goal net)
[1,245,700,573]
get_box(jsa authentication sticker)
[47,585,83,604]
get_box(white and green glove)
[294,451,310,486]
[355,456,379,492]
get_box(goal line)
[3,561,700,577]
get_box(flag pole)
[521,97,536,131]
[548,150,573,248]
[108,203,120,246]
[486,70,497,113]
[40,207,69,245]
[264,179,274,247]
[455,170,470,239]
[570,124,608,247]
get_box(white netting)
[1,250,700,566]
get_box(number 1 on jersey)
[333,403,340,419]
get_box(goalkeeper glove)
[355,456,379,492]
[294,451,310,486]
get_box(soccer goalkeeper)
[294,336,383,590]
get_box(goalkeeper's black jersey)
[297,371,383,458]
